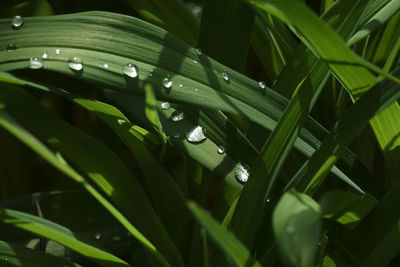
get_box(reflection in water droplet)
[68,57,83,71]
[171,111,184,122]
[102,63,109,69]
[234,163,250,183]
[179,84,183,88]
[258,81,266,91]
[222,72,229,82]
[162,77,172,89]
[193,59,198,64]
[161,102,171,110]
[55,49,60,55]
[29,58,43,69]
[6,44,16,52]
[94,232,102,240]
[122,63,138,78]
[112,233,121,242]
[266,198,270,203]
[42,52,48,59]
[11,15,23,29]
[217,146,225,154]
[195,48,202,55]
[187,126,207,143]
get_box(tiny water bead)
[102,63,109,69]
[187,126,207,143]
[217,146,225,154]
[55,49,61,55]
[94,232,102,240]
[29,58,43,69]
[222,72,230,82]
[42,52,48,59]
[11,15,23,29]
[234,163,250,183]
[148,69,153,77]
[179,83,183,88]
[68,57,83,71]
[195,48,202,55]
[193,59,198,64]
[258,81,266,90]
[6,44,16,52]
[161,102,171,110]
[171,111,184,122]
[162,77,172,89]
[122,63,138,78]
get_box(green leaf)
[187,201,262,267]
[0,209,129,266]
[272,189,321,267]
[0,240,81,267]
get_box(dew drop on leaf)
[195,48,202,55]
[11,15,23,29]
[42,52,48,59]
[161,102,171,110]
[187,126,207,143]
[171,111,184,122]
[217,146,225,154]
[29,58,43,69]
[258,81,266,90]
[222,72,230,82]
[162,77,172,89]
[102,63,109,69]
[55,49,61,55]
[68,57,83,71]
[94,232,102,240]
[234,163,250,183]
[122,63,138,78]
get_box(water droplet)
[29,58,43,69]
[258,81,266,90]
[112,233,121,242]
[187,126,207,143]
[148,69,153,77]
[171,111,184,122]
[68,56,83,71]
[102,63,109,69]
[122,63,138,78]
[173,133,181,138]
[179,84,183,88]
[195,48,202,55]
[234,163,250,183]
[42,52,48,59]
[55,49,60,55]
[11,15,23,29]
[217,146,225,154]
[161,102,171,110]
[194,88,198,92]
[94,232,102,240]
[193,59,198,64]
[266,198,270,203]
[162,77,172,89]
[6,44,16,52]
[222,72,230,82]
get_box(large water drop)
[186,126,207,143]
[234,163,250,183]
[161,102,171,110]
[29,58,43,69]
[68,57,83,71]
[11,15,23,29]
[171,111,184,122]
[122,63,138,78]
[162,77,172,89]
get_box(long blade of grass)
[0,240,81,267]
[0,209,129,266]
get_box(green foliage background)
[0,0,400,266]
